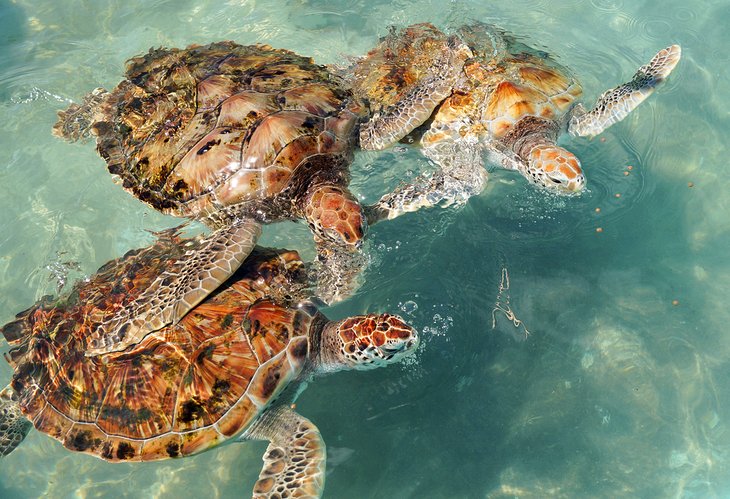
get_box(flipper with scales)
[249,406,326,499]
[87,218,262,355]
[365,138,488,223]
[312,241,369,305]
[359,40,470,151]
[569,45,681,137]
[355,24,473,151]
[52,87,111,141]
[0,386,30,457]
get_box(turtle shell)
[75,41,363,222]
[352,23,456,114]
[423,23,584,146]
[352,23,583,148]
[1,229,318,462]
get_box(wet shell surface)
[57,41,362,222]
[1,229,317,462]
[352,23,583,147]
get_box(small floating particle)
[595,207,601,213]
[627,165,633,171]
[672,299,679,306]
[615,193,621,198]
[291,403,297,409]
[688,182,694,188]
[600,137,606,143]
[596,227,603,233]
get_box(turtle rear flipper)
[0,386,30,457]
[86,219,262,356]
[52,87,110,141]
[249,407,326,499]
[569,45,681,137]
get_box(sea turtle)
[351,23,681,221]
[0,226,418,498]
[52,41,369,341]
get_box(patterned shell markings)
[2,231,316,462]
[94,41,360,220]
[425,30,584,146]
[353,23,454,113]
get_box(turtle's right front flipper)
[249,407,326,499]
[365,170,456,223]
[365,141,488,223]
[0,386,30,457]
[569,45,681,137]
[312,243,369,305]
[87,219,262,355]
[52,87,111,142]
[359,63,462,150]
[357,34,472,151]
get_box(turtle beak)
[381,336,419,359]
[546,174,585,193]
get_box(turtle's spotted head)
[524,144,585,194]
[304,185,366,249]
[320,314,418,371]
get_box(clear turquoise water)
[0,0,727,497]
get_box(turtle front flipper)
[249,407,326,499]
[365,140,488,222]
[358,37,472,150]
[300,184,368,304]
[313,243,369,305]
[569,45,681,137]
[52,88,111,142]
[87,219,262,355]
[0,386,31,457]
[359,67,459,150]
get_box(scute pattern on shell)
[353,23,583,149]
[353,23,455,113]
[424,23,583,145]
[1,228,317,462]
[91,41,360,222]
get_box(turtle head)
[319,314,418,371]
[523,144,585,194]
[303,185,367,249]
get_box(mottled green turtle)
[0,226,418,498]
[351,23,681,220]
[53,41,369,339]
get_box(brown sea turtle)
[52,41,369,346]
[351,23,681,221]
[0,226,418,498]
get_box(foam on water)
[0,0,727,497]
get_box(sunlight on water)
[0,0,728,497]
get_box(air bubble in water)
[423,313,454,337]
[400,300,418,315]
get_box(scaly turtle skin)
[353,23,681,221]
[0,226,418,499]
[53,42,369,341]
